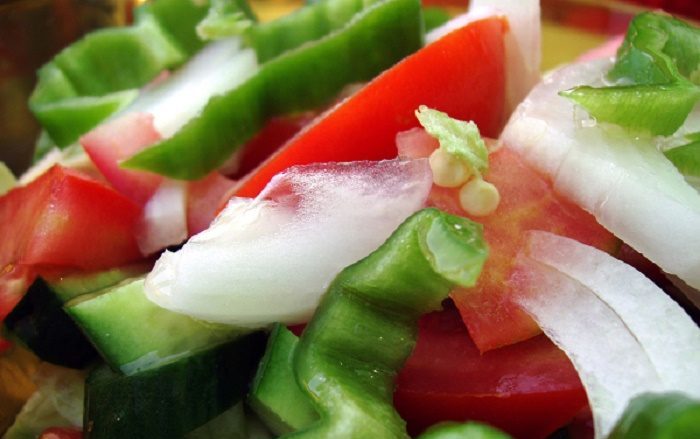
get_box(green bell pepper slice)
[561,12,700,137]
[29,0,221,148]
[122,0,423,180]
[609,392,700,439]
[285,208,487,438]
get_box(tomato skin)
[234,17,506,198]
[394,307,588,439]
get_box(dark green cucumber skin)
[83,332,266,439]
[4,278,97,369]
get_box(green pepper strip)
[609,392,700,439]
[284,208,487,438]
[561,12,700,137]
[122,0,423,180]
[29,0,216,147]
[246,0,381,63]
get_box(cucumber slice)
[5,278,98,369]
[84,332,266,439]
[248,324,317,435]
[44,263,150,303]
[67,277,245,374]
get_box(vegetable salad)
[1,0,699,438]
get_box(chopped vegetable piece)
[561,12,700,136]
[503,58,700,291]
[196,0,257,41]
[67,278,244,374]
[123,0,424,179]
[0,165,142,272]
[83,333,265,439]
[609,392,700,439]
[145,159,432,327]
[234,16,507,198]
[290,208,487,438]
[394,308,587,438]
[664,138,700,178]
[399,130,617,351]
[511,231,700,438]
[30,0,214,147]
[248,325,318,435]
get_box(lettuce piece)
[415,105,489,176]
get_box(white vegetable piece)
[137,180,188,256]
[502,59,700,289]
[428,0,540,115]
[145,159,432,326]
[125,37,258,138]
[513,231,700,438]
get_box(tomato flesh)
[394,307,588,439]
[234,17,507,198]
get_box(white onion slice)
[145,159,432,327]
[137,180,188,255]
[512,231,700,438]
[428,0,540,115]
[502,59,700,289]
[124,37,258,138]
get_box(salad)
[1,0,699,438]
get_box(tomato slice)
[0,165,142,272]
[394,307,588,439]
[234,17,507,198]
[398,128,618,351]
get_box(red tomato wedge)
[398,131,618,351]
[394,307,588,439]
[0,165,142,271]
[233,17,507,198]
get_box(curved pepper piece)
[29,0,216,148]
[286,208,488,438]
[122,0,423,180]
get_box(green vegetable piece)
[0,162,16,196]
[29,0,215,148]
[196,0,257,41]
[122,0,423,180]
[246,0,381,64]
[422,7,451,33]
[561,12,700,136]
[609,392,700,439]
[664,139,700,177]
[67,277,244,374]
[83,332,266,439]
[286,208,487,438]
[416,422,512,439]
[416,105,489,177]
[47,263,150,303]
[5,278,98,369]
[249,325,319,435]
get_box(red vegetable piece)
[0,265,36,321]
[398,129,618,351]
[233,17,507,198]
[394,307,588,438]
[81,112,163,205]
[0,165,142,272]
[39,427,83,439]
